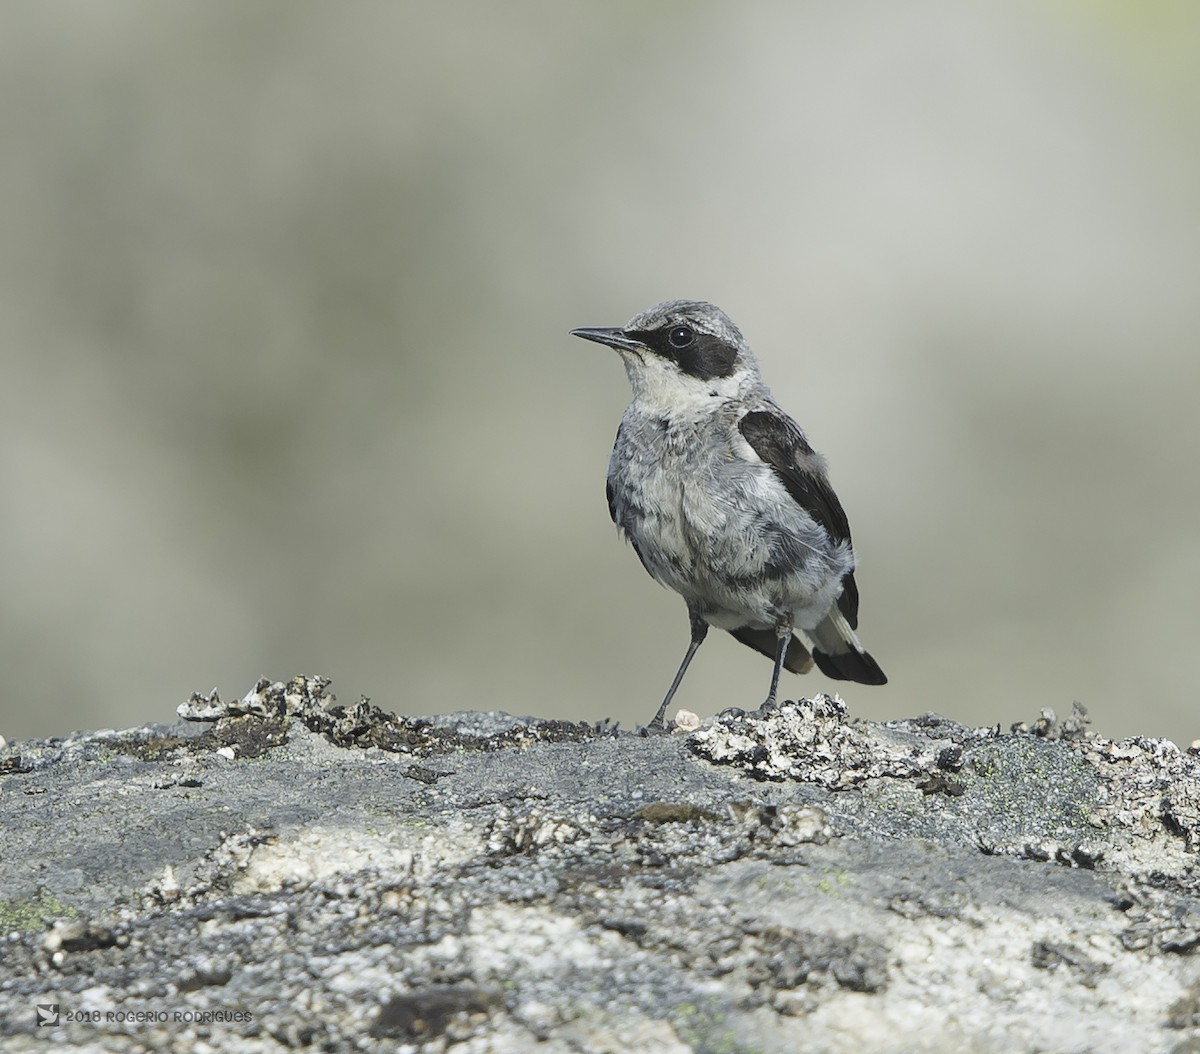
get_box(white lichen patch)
[691,695,951,787]
[229,820,482,894]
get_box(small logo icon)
[36,1004,60,1027]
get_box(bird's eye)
[668,325,694,349]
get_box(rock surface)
[3,677,1200,1052]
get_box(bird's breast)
[607,409,852,627]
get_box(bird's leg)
[763,619,793,708]
[650,610,709,728]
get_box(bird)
[571,300,886,727]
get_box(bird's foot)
[637,719,672,738]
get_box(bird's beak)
[570,327,645,353]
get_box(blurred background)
[1,1,1197,745]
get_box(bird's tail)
[809,610,887,685]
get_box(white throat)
[620,351,757,416]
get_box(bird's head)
[572,300,762,411]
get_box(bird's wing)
[737,409,851,545]
[737,408,861,628]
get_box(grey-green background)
[2,2,1197,745]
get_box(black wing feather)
[737,409,861,628]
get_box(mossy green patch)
[965,738,1102,839]
[0,893,77,933]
